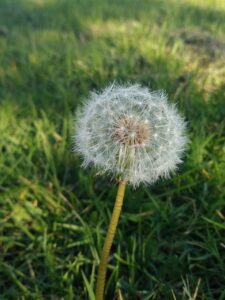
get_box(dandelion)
[74,83,187,300]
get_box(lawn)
[0,0,225,299]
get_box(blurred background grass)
[0,0,225,299]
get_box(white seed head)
[74,83,188,187]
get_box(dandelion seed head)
[74,83,188,186]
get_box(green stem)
[95,181,126,300]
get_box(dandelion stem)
[95,181,126,300]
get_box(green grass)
[0,0,225,299]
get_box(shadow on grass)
[0,0,225,32]
[0,0,224,114]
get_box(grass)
[0,0,225,299]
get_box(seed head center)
[113,116,150,145]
